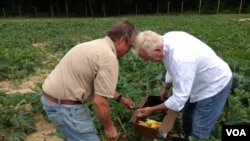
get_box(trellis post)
[34,5,38,17]
[65,0,69,17]
[199,0,202,14]
[50,5,54,17]
[217,0,220,14]
[2,7,6,18]
[239,0,243,14]
[181,1,184,14]
[18,6,21,17]
[167,2,170,14]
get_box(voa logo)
[226,129,246,136]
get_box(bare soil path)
[0,75,63,141]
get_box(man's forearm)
[114,92,122,102]
[93,95,114,130]
[152,103,168,112]
[164,82,172,90]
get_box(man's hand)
[136,107,153,117]
[104,124,119,140]
[115,92,134,109]
[137,103,167,118]
[120,96,135,109]
[160,82,172,100]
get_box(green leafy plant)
[1,15,250,141]
[0,92,43,141]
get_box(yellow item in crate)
[138,119,162,129]
[138,120,148,127]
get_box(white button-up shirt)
[162,31,232,111]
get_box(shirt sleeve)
[94,64,118,98]
[165,71,172,83]
[164,59,196,111]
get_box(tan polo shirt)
[42,36,118,103]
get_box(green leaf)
[5,128,25,141]
[16,108,36,133]
[0,125,4,138]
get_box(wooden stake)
[51,5,54,18]
[34,5,37,17]
[84,0,88,17]
[2,7,6,18]
[149,2,152,13]
[135,4,137,15]
[167,2,170,14]
[217,0,220,15]
[65,0,69,17]
[18,6,21,17]
[157,1,159,14]
[199,0,202,14]
[239,0,243,14]
[181,1,184,14]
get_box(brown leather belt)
[42,91,82,105]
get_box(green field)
[0,15,250,141]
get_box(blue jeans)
[182,77,233,140]
[40,96,100,141]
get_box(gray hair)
[107,19,136,43]
[134,30,162,57]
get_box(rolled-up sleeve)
[165,71,172,83]
[164,59,196,111]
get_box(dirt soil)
[0,75,64,141]
[25,114,63,141]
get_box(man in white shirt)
[133,30,233,140]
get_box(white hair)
[134,30,162,57]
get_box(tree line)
[1,0,249,18]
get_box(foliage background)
[0,0,250,18]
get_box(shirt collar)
[104,36,117,56]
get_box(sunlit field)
[0,14,250,141]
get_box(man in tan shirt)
[41,19,136,141]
